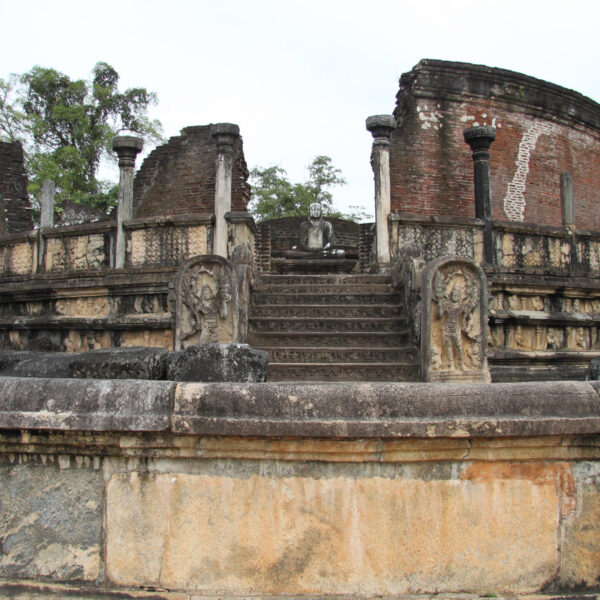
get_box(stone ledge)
[124,213,213,229]
[494,220,570,237]
[171,380,600,438]
[1,378,600,438]
[0,377,175,431]
[41,220,116,238]
[1,581,600,600]
[390,213,484,228]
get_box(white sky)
[1,0,599,218]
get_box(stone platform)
[273,257,357,273]
[0,378,599,597]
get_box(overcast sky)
[1,0,599,218]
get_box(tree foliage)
[249,155,370,222]
[0,62,163,211]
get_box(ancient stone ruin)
[0,60,599,599]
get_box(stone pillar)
[40,180,55,228]
[464,126,496,267]
[366,115,396,265]
[212,123,239,258]
[561,172,574,227]
[112,135,143,269]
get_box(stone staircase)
[248,273,419,381]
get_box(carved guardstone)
[421,256,490,382]
[174,255,239,350]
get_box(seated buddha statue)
[287,203,345,258]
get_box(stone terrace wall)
[390,59,600,229]
[0,379,599,598]
[0,141,33,234]
[133,125,250,218]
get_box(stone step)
[258,274,389,285]
[250,316,407,333]
[261,346,417,363]
[255,283,394,295]
[252,292,402,305]
[250,303,403,318]
[248,331,410,347]
[267,362,419,382]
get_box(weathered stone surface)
[70,346,168,380]
[0,457,102,581]
[559,461,600,588]
[172,380,600,438]
[167,343,268,382]
[0,377,174,431]
[0,580,188,599]
[106,464,559,593]
[585,357,600,380]
[0,350,76,377]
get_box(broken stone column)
[112,135,143,269]
[464,126,496,267]
[40,180,55,228]
[366,115,396,266]
[561,172,574,227]
[212,123,239,258]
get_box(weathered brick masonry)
[0,141,32,234]
[391,59,600,229]
[133,124,250,218]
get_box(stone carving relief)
[488,290,600,353]
[46,234,106,272]
[421,256,489,382]
[174,255,238,350]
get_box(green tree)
[0,62,163,212]
[249,155,370,222]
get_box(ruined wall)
[0,141,33,234]
[390,60,600,229]
[133,125,250,218]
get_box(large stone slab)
[166,343,268,382]
[0,351,76,378]
[0,456,102,581]
[559,461,600,587]
[0,377,175,431]
[69,346,169,380]
[106,463,559,594]
[172,380,600,437]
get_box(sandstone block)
[0,377,175,431]
[166,343,268,382]
[70,346,169,380]
[559,462,600,587]
[0,350,76,377]
[106,465,559,594]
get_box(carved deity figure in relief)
[432,268,480,372]
[180,265,232,346]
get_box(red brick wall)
[0,141,33,234]
[133,125,250,219]
[390,60,600,230]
